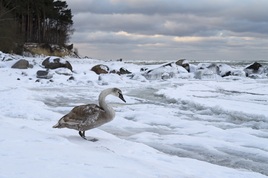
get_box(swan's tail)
[52,123,62,128]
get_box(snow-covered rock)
[42,56,73,71]
[143,62,188,80]
[91,64,109,74]
[175,59,190,72]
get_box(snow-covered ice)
[0,52,268,178]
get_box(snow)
[0,52,268,178]
[47,56,67,64]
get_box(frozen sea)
[0,52,268,178]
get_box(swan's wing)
[60,104,104,125]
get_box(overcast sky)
[65,0,268,61]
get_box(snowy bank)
[1,51,268,178]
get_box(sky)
[65,0,268,61]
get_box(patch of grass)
[28,47,70,57]
[30,47,51,56]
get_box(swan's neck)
[98,89,115,118]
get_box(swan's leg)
[79,131,86,139]
[79,131,98,142]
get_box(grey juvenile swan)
[53,88,126,141]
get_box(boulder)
[194,63,247,79]
[36,70,53,79]
[221,71,232,77]
[217,64,246,78]
[68,76,75,81]
[140,67,148,72]
[196,63,220,75]
[245,62,262,72]
[175,59,190,72]
[0,52,16,61]
[244,62,262,77]
[42,56,73,71]
[194,63,219,79]
[144,62,182,80]
[110,67,132,75]
[110,70,117,74]
[118,67,131,75]
[66,44,73,50]
[91,64,109,74]
[11,59,30,69]
[206,63,220,75]
[217,64,233,77]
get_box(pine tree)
[0,0,74,53]
[0,0,21,53]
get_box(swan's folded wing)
[60,104,104,125]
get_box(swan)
[53,88,126,141]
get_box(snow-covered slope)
[0,52,268,178]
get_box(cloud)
[66,0,268,61]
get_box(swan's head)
[113,88,126,103]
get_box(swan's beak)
[119,93,126,103]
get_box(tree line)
[0,0,74,53]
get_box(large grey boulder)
[11,59,30,69]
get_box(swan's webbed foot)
[79,131,98,142]
[88,138,98,142]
